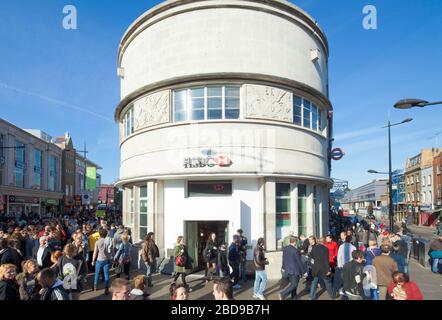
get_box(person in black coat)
[0,238,24,273]
[279,236,307,300]
[0,264,20,300]
[32,236,52,269]
[203,233,218,283]
[309,237,334,300]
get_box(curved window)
[293,95,322,132]
[173,86,240,122]
[123,106,134,138]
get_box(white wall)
[120,3,328,99]
[163,178,262,260]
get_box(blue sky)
[0,0,441,187]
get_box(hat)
[233,235,240,241]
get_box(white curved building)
[115,0,333,273]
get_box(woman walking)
[173,236,192,291]
[92,228,112,295]
[16,259,41,300]
[203,232,218,283]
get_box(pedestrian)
[16,259,41,300]
[49,251,63,275]
[32,236,52,270]
[342,250,366,300]
[37,268,71,300]
[203,232,218,283]
[335,235,356,296]
[218,243,229,278]
[325,235,338,271]
[390,243,407,274]
[364,240,381,266]
[111,278,131,301]
[58,243,87,300]
[172,236,192,290]
[130,275,149,300]
[92,228,112,295]
[387,271,423,300]
[282,231,295,248]
[429,234,442,274]
[174,284,190,300]
[337,231,347,246]
[141,232,160,288]
[0,264,20,300]
[372,244,398,300]
[253,237,268,300]
[309,237,334,300]
[212,277,234,300]
[237,229,248,283]
[279,236,307,300]
[228,235,241,289]
[114,234,132,280]
[0,238,24,273]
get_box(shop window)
[276,183,291,228]
[187,181,232,197]
[297,184,307,236]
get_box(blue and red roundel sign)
[331,148,345,161]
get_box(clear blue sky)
[0,0,441,187]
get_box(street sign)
[331,148,345,161]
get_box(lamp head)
[394,99,428,109]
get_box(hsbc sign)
[184,155,232,169]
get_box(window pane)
[140,186,148,198]
[190,88,204,98]
[276,199,290,213]
[207,97,222,119]
[294,96,302,106]
[140,214,148,227]
[225,86,240,97]
[294,104,302,125]
[174,90,187,122]
[139,227,148,240]
[276,183,291,197]
[298,184,307,197]
[312,105,318,131]
[303,100,311,129]
[225,97,240,119]
[190,98,205,121]
[140,200,148,214]
[207,86,222,96]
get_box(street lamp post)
[368,118,413,231]
[394,99,442,109]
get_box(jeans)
[310,275,333,300]
[146,259,157,287]
[254,270,267,296]
[333,267,343,293]
[94,259,110,289]
[432,258,440,273]
[239,259,247,282]
[280,275,300,299]
[230,262,240,286]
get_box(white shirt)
[37,246,45,267]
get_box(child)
[130,275,150,300]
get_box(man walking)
[309,237,334,300]
[373,244,398,300]
[342,250,366,300]
[237,229,248,283]
[279,236,307,300]
[228,235,241,289]
[334,235,356,296]
[253,237,268,300]
[141,232,160,288]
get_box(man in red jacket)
[325,235,339,270]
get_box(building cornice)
[114,73,333,122]
[118,0,329,66]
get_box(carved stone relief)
[134,90,170,130]
[245,84,293,123]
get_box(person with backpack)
[92,228,112,295]
[342,250,367,300]
[38,268,71,300]
[58,243,87,300]
[172,236,192,291]
[114,234,132,280]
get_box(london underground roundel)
[331,148,345,161]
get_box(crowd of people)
[0,207,440,301]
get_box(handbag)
[175,255,186,267]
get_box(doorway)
[185,220,229,273]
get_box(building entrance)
[185,220,229,272]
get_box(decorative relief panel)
[134,90,170,130]
[245,85,293,123]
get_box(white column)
[306,184,314,236]
[264,178,276,251]
[322,186,330,235]
[291,183,298,236]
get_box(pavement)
[80,259,442,301]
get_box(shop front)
[7,195,40,218]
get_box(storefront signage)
[46,199,59,205]
[8,196,39,204]
[96,209,106,218]
[184,155,232,169]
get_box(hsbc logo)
[184,155,232,169]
